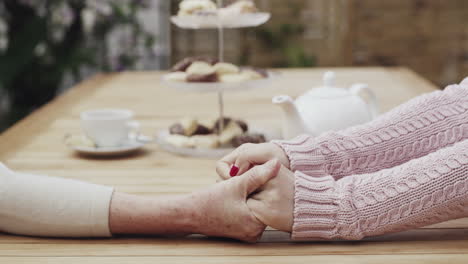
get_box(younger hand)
[216,143,290,180]
[247,165,295,232]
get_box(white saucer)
[171,13,271,29]
[65,135,151,156]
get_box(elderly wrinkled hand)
[190,159,282,242]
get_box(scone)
[213,62,240,75]
[218,72,251,83]
[165,134,193,148]
[189,135,220,149]
[165,71,187,82]
[186,73,218,82]
[178,0,217,16]
[229,0,258,13]
[219,0,257,18]
[169,117,198,136]
[186,61,217,82]
[186,61,215,75]
[219,121,244,145]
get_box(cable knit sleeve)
[292,139,468,240]
[273,81,468,180]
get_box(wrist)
[109,192,199,236]
[176,193,203,234]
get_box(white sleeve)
[0,163,114,237]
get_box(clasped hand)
[199,143,294,242]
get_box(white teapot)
[273,71,379,139]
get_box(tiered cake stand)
[159,0,274,158]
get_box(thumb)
[241,159,280,195]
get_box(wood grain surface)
[1,67,467,263]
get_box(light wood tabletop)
[1,67,467,263]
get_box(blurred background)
[0,0,467,132]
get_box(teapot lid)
[323,71,336,88]
[308,71,350,97]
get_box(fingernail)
[230,165,239,177]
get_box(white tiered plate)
[171,13,270,29]
[161,71,277,93]
[156,128,281,159]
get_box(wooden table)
[1,68,467,263]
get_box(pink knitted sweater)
[275,78,468,240]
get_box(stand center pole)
[216,0,225,134]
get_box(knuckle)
[247,171,260,186]
[215,162,224,175]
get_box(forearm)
[292,139,468,240]
[275,82,468,180]
[109,192,198,236]
[0,163,113,237]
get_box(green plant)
[254,23,316,68]
[0,0,156,131]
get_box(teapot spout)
[272,95,311,139]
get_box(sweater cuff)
[461,77,468,87]
[272,134,327,176]
[292,171,339,240]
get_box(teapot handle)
[350,83,379,119]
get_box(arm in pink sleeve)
[292,139,468,240]
[274,82,468,180]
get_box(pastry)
[189,135,220,148]
[193,124,212,135]
[242,69,264,80]
[218,121,244,145]
[234,119,248,132]
[165,71,187,82]
[213,117,232,133]
[171,58,194,72]
[232,133,266,147]
[171,57,218,72]
[213,62,240,75]
[186,61,215,75]
[228,0,258,13]
[187,73,218,82]
[169,117,198,136]
[219,0,257,18]
[166,116,264,149]
[218,72,251,83]
[178,0,217,16]
[168,57,268,84]
[169,123,185,135]
[165,134,193,148]
[199,117,217,131]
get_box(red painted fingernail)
[230,165,239,177]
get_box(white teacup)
[80,109,140,147]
